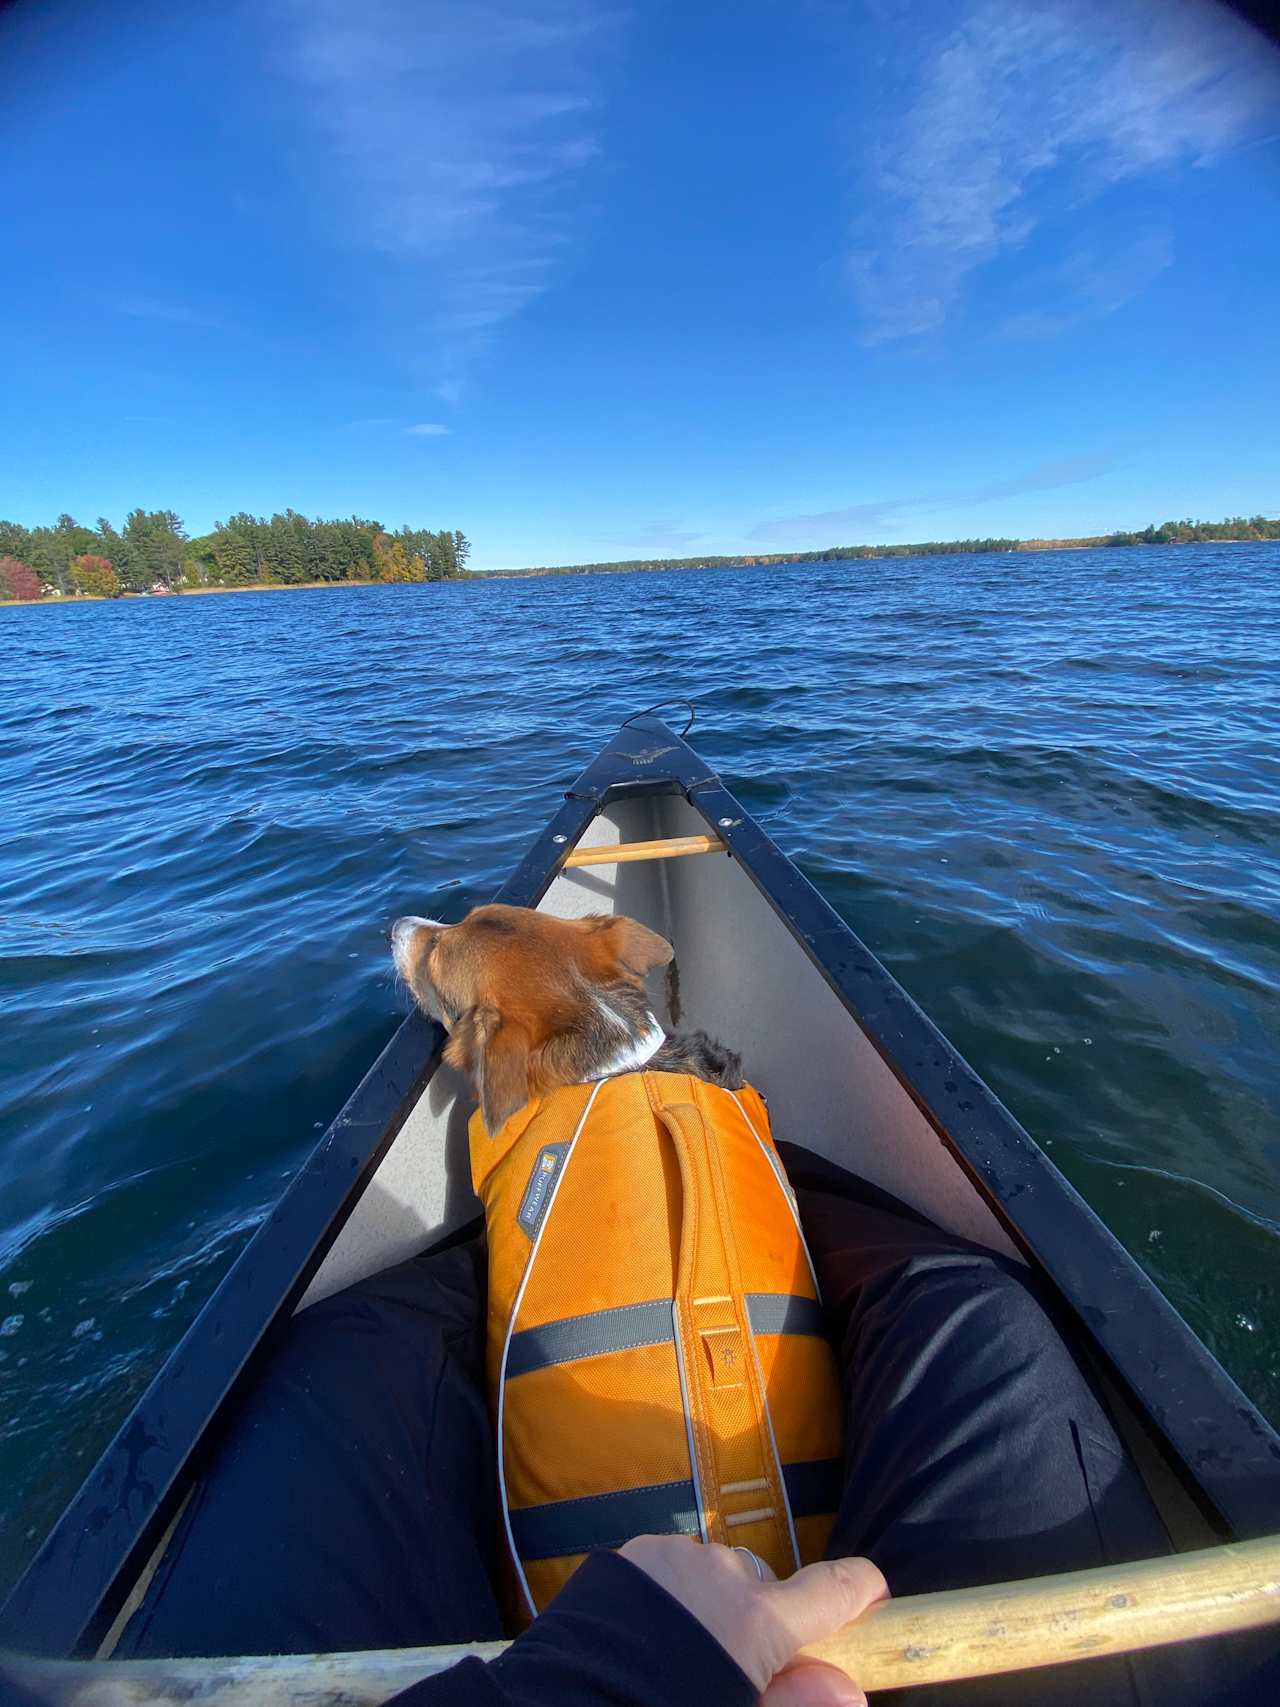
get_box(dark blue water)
[2,547,1278,1592]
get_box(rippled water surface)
[2,546,1278,1592]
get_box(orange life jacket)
[469,1070,845,1620]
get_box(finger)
[765,1555,890,1651]
[761,1658,868,1707]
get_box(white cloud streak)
[406,422,450,436]
[588,519,704,550]
[748,452,1117,543]
[749,501,907,544]
[849,0,1277,342]
[993,229,1175,341]
[114,296,236,332]
[276,1,618,390]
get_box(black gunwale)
[5,716,1278,1653]
[672,747,1280,1544]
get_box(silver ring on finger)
[733,1546,767,1581]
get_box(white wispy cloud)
[276,0,619,391]
[748,501,908,545]
[849,0,1277,342]
[114,296,236,332]
[748,452,1117,544]
[960,451,1117,503]
[345,416,451,434]
[589,520,703,551]
[993,229,1175,341]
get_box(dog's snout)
[390,915,441,974]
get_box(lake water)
[1,546,1278,1594]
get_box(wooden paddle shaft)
[11,1535,1280,1706]
[804,1532,1280,1688]
[562,833,726,868]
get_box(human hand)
[620,1535,888,1706]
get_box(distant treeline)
[517,537,1023,574]
[0,510,469,599]
[2,510,1276,603]
[1082,515,1280,548]
[514,514,1280,576]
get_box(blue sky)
[2,0,1278,569]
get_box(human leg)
[781,1145,1277,1705]
[118,1233,502,1657]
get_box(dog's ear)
[590,915,674,979]
[447,1004,534,1135]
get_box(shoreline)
[2,534,1273,609]
[1,576,395,608]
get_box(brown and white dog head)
[391,905,673,1133]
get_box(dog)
[389,901,842,1619]
[391,904,744,1131]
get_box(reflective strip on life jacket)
[506,1298,676,1378]
[506,1292,827,1380]
[745,1293,826,1339]
[510,1478,703,1560]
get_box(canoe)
[5,711,1280,1659]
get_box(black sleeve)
[388,1551,757,1707]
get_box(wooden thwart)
[562,833,727,868]
[11,1534,1280,1705]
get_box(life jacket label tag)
[517,1142,570,1239]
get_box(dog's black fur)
[649,1030,744,1090]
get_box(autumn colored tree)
[24,514,100,593]
[0,512,470,596]
[0,555,42,601]
[70,553,122,598]
[372,530,426,583]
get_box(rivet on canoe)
[553,834,567,844]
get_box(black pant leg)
[792,1175,1170,1583]
[117,1235,503,1657]
[782,1145,1278,1707]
